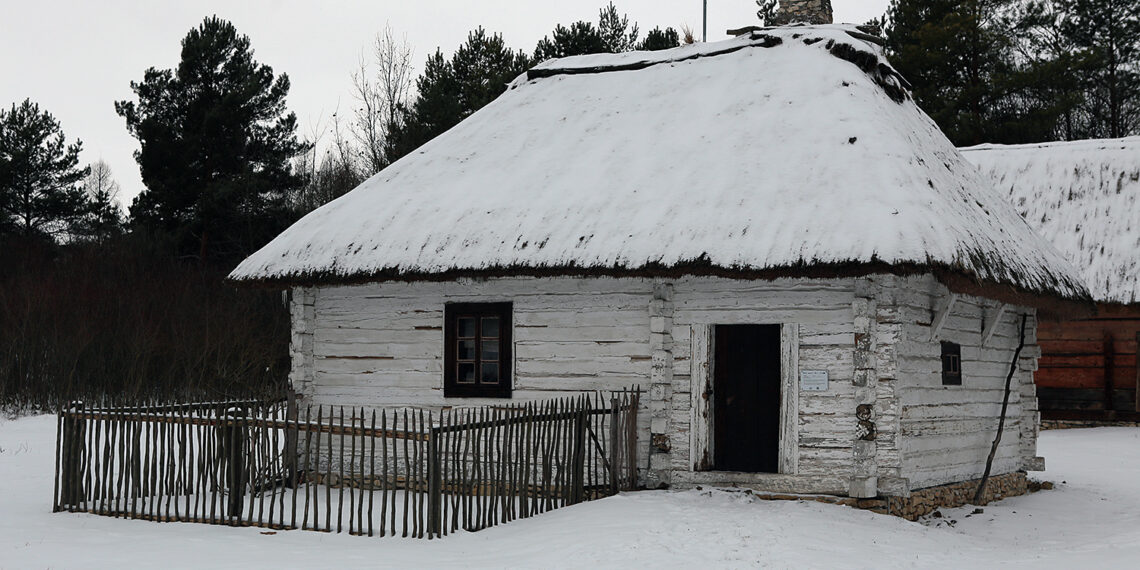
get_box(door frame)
[689,323,798,474]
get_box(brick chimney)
[770,0,834,25]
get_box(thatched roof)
[962,137,1140,305]
[231,25,1088,308]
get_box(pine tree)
[0,99,89,241]
[534,22,607,62]
[534,3,645,62]
[598,2,639,53]
[884,0,1068,145]
[637,27,681,51]
[116,16,307,263]
[386,28,529,162]
[451,28,532,117]
[1056,0,1140,138]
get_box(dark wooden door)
[713,324,782,473]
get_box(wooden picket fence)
[53,390,640,538]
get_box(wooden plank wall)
[669,276,857,493]
[292,273,1044,495]
[1035,307,1140,420]
[892,275,1038,490]
[295,277,655,469]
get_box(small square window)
[445,303,512,398]
[941,341,962,386]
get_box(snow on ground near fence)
[2,414,1139,568]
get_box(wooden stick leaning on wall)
[974,313,1028,505]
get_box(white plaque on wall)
[800,369,829,392]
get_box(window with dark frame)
[941,341,962,385]
[444,303,512,398]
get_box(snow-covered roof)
[962,137,1140,305]
[231,25,1088,304]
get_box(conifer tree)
[386,28,529,162]
[1056,0,1140,137]
[884,0,1069,145]
[534,21,607,62]
[637,27,681,51]
[598,2,639,53]
[534,3,640,62]
[0,99,88,241]
[116,16,307,263]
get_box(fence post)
[284,390,298,487]
[570,401,587,505]
[627,390,640,491]
[609,396,620,495]
[221,407,247,521]
[60,401,86,509]
[427,426,442,538]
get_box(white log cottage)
[231,21,1091,506]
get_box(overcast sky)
[1,0,889,207]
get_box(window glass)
[482,317,500,338]
[481,363,499,384]
[458,317,477,338]
[941,341,962,386]
[458,340,476,360]
[481,342,499,361]
[457,362,476,384]
[445,303,511,397]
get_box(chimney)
[770,0,834,25]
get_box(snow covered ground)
[2,414,1138,569]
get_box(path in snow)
[2,415,1137,569]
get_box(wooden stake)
[974,314,1028,505]
[368,409,376,537]
[379,409,388,537]
[405,408,414,535]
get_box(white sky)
[0,0,888,207]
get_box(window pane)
[458,339,476,361]
[480,362,499,384]
[457,363,476,384]
[941,341,962,386]
[458,317,476,338]
[481,340,499,362]
[482,317,500,338]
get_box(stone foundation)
[879,472,1028,521]
[704,471,1030,522]
[1042,419,1140,430]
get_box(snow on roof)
[230,25,1087,303]
[962,137,1140,305]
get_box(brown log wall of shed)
[1036,304,1140,420]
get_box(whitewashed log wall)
[290,277,655,467]
[288,273,1042,497]
[890,274,1040,491]
[668,276,858,494]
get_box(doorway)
[712,324,782,473]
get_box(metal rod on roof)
[702,0,708,42]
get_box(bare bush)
[351,24,415,175]
[0,237,289,410]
